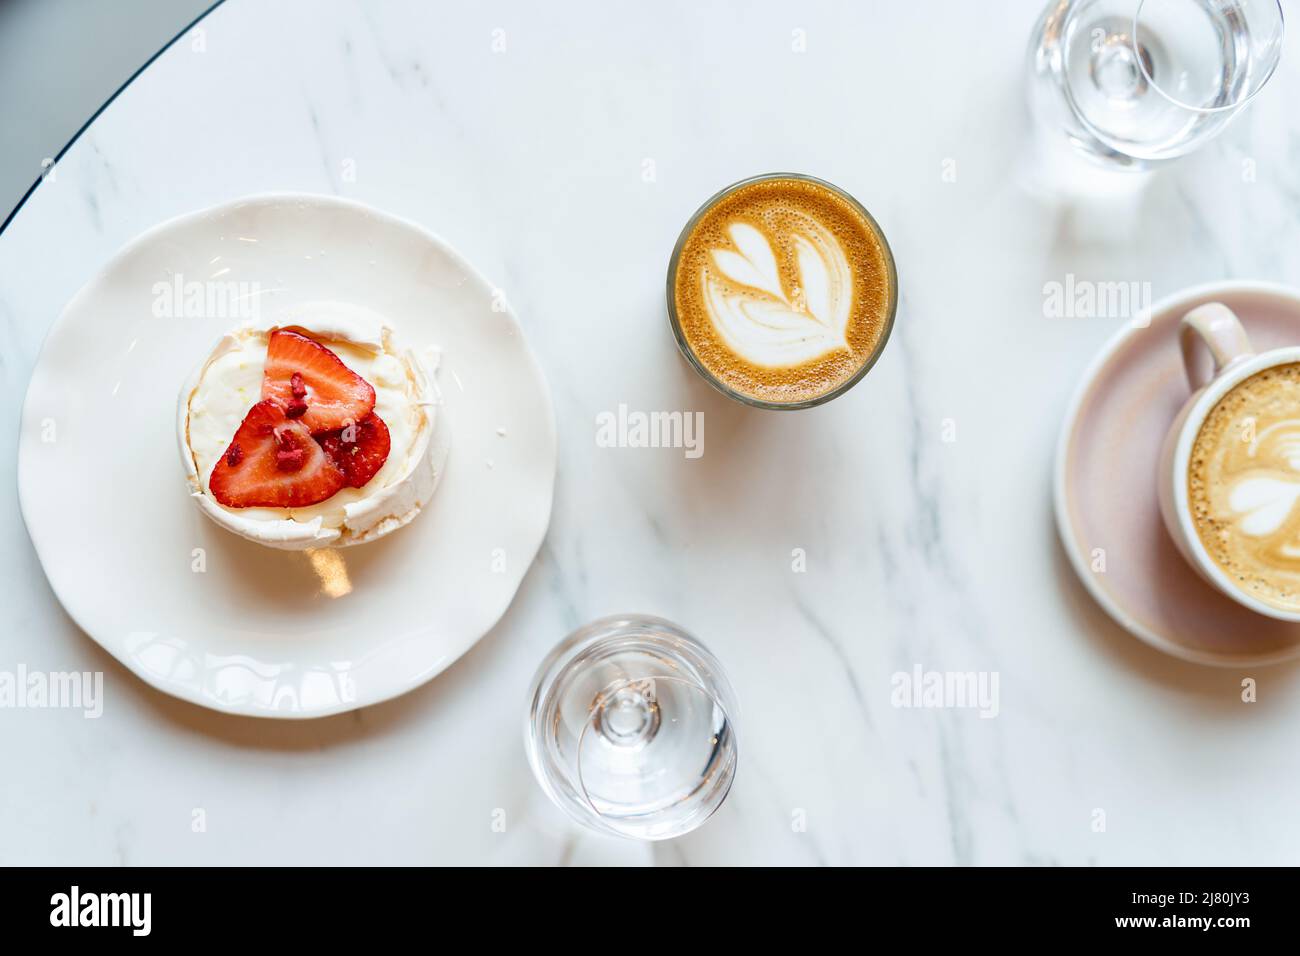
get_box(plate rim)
[17,191,558,717]
[1052,278,1300,668]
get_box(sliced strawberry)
[318,412,392,488]
[209,400,346,508]
[261,329,375,433]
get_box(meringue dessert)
[179,309,444,549]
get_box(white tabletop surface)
[4,0,1300,866]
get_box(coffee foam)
[672,178,892,404]
[1189,361,1300,611]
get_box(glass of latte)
[667,173,897,409]
[1159,302,1300,620]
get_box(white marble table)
[4,0,1300,866]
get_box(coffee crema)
[1189,361,1300,611]
[670,176,894,406]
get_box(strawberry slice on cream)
[262,328,376,432]
[209,399,348,508]
[319,412,392,489]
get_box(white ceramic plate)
[18,194,557,717]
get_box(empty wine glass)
[524,614,739,841]
[1028,0,1285,168]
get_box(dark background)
[0,0,211,221]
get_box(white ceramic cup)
[1158,302,1300,622]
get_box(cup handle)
[1179,302,1254,392]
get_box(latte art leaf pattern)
[703,220,852,368]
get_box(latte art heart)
[1228,475,1300,537]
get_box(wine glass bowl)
[524,614,739,841]
[1028,0,1285,168]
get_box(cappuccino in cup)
[667,174,897,408]
[1188,362,1300,612]
[1158,300,1300,621]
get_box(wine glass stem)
[592,681,661,747]
[1091,29,1151,101]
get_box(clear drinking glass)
[524,614,739,841]
[1028,0,1285,168]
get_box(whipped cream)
[703,219,852,368]
[178,306,445,549]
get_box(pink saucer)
[1055,282,1300,666]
